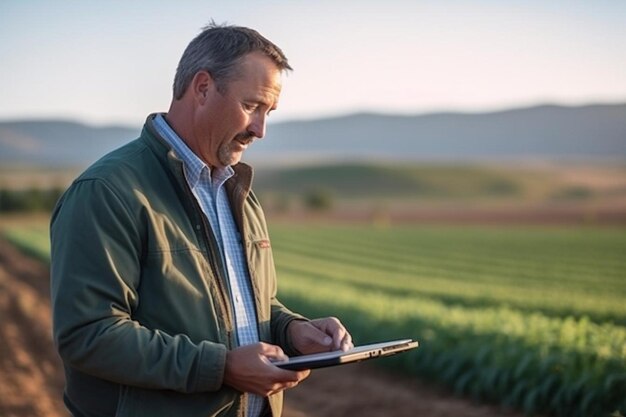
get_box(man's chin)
[219,152,243,167]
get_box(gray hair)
[173,22,292,99]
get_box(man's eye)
[243,103,257,112]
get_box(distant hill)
[252,103,626,162]
[0,120,139,166]
[253,163,527,199]
[1,103,625,167]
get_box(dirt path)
[0,237,525,417]
[282,364,525,417]
[0,239,65,417]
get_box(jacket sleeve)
[50,178,226,393]
[270,298,308,356]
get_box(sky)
[1,0,625,126]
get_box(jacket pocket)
[246,236,276,314]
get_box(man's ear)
[190,70,214,103]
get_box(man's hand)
[288,317,354,355]
[223,343,310,397]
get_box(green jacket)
[50,114,305,417]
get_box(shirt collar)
[153,113,234,187]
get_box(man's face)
[193,52,282,168]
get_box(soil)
[282,365,524,417]
[0,237,526,417]
[270,202,626,226]
[0,238,65,416]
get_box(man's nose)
[248,113,267,139]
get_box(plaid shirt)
[154,114,264,417]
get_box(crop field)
[2,221,625,416]
[268,224,626,417]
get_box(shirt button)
[195,224,201,230]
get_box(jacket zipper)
[181,179,235,348]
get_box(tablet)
[272,339,418,371]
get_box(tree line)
[0,187,65,212]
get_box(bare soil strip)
[0,239,65,417]
[284,364,526,417]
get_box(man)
[50,23,352,417]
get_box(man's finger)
[332,326,348,350]
[307,324,333,347]
[340,332,354,351]
[260,343,288,361]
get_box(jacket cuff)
[194,342,228,392]
[279,317,309,357]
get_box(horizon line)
[1,99,625,127]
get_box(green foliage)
[2,224,50,262]
[480,178,521,196]
[0,187,63,212]
[303,187,334,211]
[270,224,626,416]
[550,186,594,201]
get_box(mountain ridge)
[1,103,624,167]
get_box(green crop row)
[270,224,626,416]
[2,224,51,262]
[277,268,626,416]
[270,225,626,326]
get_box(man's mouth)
[234,133,255,147]
[236,138,253,146]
